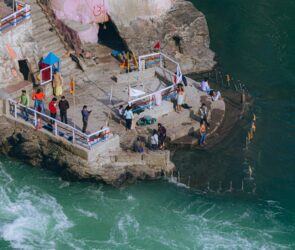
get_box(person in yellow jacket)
[52,71,63,97]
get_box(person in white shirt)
[150,129,159,150]
[124,105,134,130]
[200,77,211,93]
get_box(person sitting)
[150,129,159,150]
[200,77,211,93]
[134,137,144,153]
[211,91,221,102]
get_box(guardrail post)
[33,110,37,127]
[160,54,163,68]
[14,13,16,26]
[87,138,91,150]
[149,96,152,109]
[54,122,57,136]
[14,103,17,118]
[26,5,30,19]
[72,129,76,144]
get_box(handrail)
[128,84,175,106]
[7,98,111,150]
[0,1,31,33]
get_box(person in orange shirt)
[32,88,45,113]
[199,121,207,146]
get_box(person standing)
[81,105,92,133]
[58,96,69,124]
[49,97,57,124]
[158,123,167,150]
[124,106,134,130]
[150,129,159,150]
[199,103,210,127]
[19,90,29,121]
[199,121,207,146]
[52,71,63,97]
[32,88,45,113]
[176,84,185,113]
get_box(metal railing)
[0,1,31,33]
[8,99,111,150]
[128,84,176,112]
[127,53,180,111]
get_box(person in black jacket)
[58,96,70,124]
[81,105,92,133]
[158,123,167,150]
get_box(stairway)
[28,0,82,89]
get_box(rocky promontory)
[49,0,216,73]
[109,0,216,73]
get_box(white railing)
[40,65,53,85]
[8,99,111,150]
[138,52,180,73]
[0,1,31,33]
[128,84,176,111]
[128,53,180,110]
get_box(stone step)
[31,10,46,20]
[37,35,60,48]
[53,48,67,58]
[42,41,64,54]
[32,20,53,34]
[61,63,77,74]
[34,29,56,41]
[32,17,49,28]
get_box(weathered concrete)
[0,115,175,186]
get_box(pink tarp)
[51,0,109,24]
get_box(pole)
[72,78,76,130]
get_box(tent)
[43,52,60,72]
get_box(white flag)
[129,86,146,97]
[176,64,183,84]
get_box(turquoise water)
[1,0,295,249]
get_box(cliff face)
[108,0,216,73]
[0,116,175,186]
[50,0,215,73]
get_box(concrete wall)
[0,113,175,186]
[116,67,155,84]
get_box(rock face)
[0,115,175,186]
[109,0,216,73]
[49,0,215,73]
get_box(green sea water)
[1,0,295,249]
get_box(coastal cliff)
[49,0,216,73]
[0,116,175,186]
[108,0,216,73]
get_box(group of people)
[201,77,222,102]
[133,123,167,153]
[20,88,93,134]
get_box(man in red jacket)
[49,97,57,124]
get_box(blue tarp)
[43,52,60,72]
